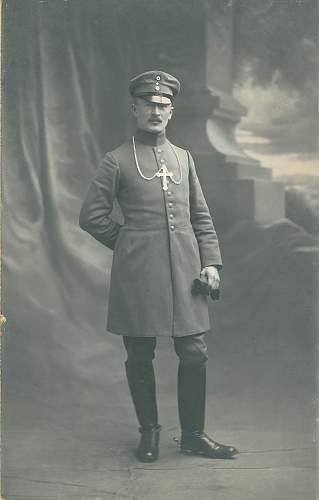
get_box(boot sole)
[180,448,238,459]
[134,451,159,463]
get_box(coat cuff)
[202,264,223,271]
[199,244,223,270]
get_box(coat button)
[168,202,173,207]
[169,214,174,219]
[160,159,165,163]
[170,225,175,231]
[157,149,162,153]
[167,191,172,196]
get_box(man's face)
[132,97,174,134]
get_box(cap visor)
[141,95,172,104]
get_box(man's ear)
[168,106,174,120]
[131,103,138,117]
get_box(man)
[79,70,238,463]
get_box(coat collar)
[134,129,167,146]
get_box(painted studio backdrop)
[3,1,318,498]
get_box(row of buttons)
[167,191,174,230]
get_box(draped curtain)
[3,0,140,402]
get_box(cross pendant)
[156,166,173,191]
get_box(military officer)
[79,70,238,462]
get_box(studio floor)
[2,335,317,500]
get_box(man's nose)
[151,105,161,115]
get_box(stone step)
[194,152,272,180]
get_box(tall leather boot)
[178,363,238,459]
[125,360,161,462]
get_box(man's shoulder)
[109,140,132,155]
[168,141,190,163]
[168,141,188,154]
[102,141,132,162]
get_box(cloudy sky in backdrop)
[233,0,318,178]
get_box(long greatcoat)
[79,130,222,337]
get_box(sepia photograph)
[2,0,318,499]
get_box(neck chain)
[132,136,182,191]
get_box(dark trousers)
[123,334,208,432]
[123,333,208,366]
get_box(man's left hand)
[200,266,220,291]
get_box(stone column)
[168,0,285,229]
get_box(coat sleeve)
[188,151,223,269]
[79,152,121,250]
